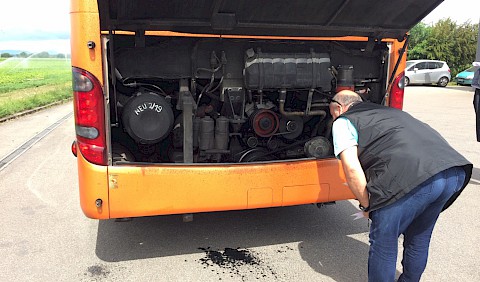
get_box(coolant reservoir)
[336,65,354,92]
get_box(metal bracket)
[135,29,145,48]
[365,37,376,53]
[179,79,194,163]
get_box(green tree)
[32,51,50,58]
[452,21,478,74]
[425,18,456,65]
[1,53,13,58]
[407,22,431,60]
[408,18,479,77]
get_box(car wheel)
[438,77,449,87]
[405,77,410,86]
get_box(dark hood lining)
[98,0,444,40]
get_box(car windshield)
[465,66,479,72]
[406,61,415,68]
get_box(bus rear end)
[71,0,441,219]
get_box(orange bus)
[70,0,441,219]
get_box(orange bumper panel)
[77,153,109,219]
[103,159,353,219]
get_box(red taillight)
[71,141,77,157]
[76,140,105,164]
[72,67,107,165]
[389,71,405,110]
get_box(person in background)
[329,90,472,282]
[472,61,480,141]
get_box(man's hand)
[363,211,370,219]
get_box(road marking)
[0,111,73,172]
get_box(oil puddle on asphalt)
[199,247,259,267]
[198,247,280,281]
[84,264,110,280]
[82,263,127,281]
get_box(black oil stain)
[276,246,294,253]
[198,247,280,281]
[81,264,128,281]
[85,264,110,280]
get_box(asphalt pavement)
[0,86,479,281]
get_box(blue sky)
[0,0,479,54]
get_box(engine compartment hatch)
[98,0,444,40]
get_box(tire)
[405,77,410,86]
[438,76,449,87]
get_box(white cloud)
[0,0,70,53]
[0,0,70,33]
[422,0,480,24]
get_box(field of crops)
[0,58,72,119]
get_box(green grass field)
[0,58,72,119]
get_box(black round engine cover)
[122,92,174,144]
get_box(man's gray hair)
[334,91,363,105]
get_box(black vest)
[341,102,472,211]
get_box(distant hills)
[0,49,71,59]
[1,49,68,56]
[0,31,71,55]
[0,50,24,55]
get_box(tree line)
[0,52,70,59]
[408,18,479,76]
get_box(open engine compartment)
[106,35,389,164]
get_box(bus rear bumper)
[77,154,354,219]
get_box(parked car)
[405,60,451,87]
[456,66,479,85]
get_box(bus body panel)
[77,153,109,219]
[70,0,418,219]
[105,158,351,218]
[388,40,407,83]
[70,0,103,85]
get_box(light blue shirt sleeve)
[332,117,358,159]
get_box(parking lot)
[0,85,479,282]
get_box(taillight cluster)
[72,67,107,165]
[389,71,405,110]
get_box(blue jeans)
[368,166,466,282]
